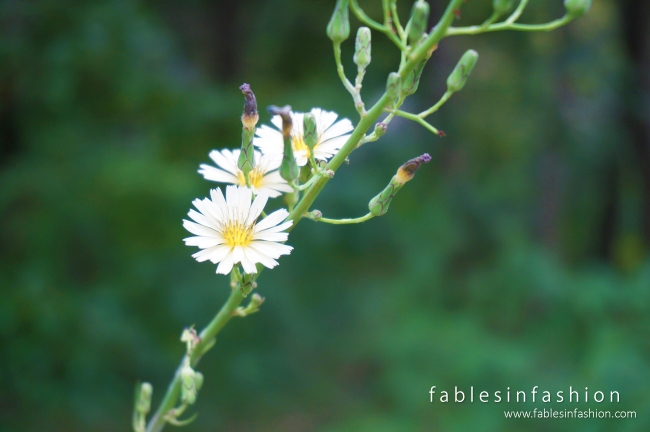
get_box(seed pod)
[446,49,479,93]
[368,154,431,216]
[353,27,371,70]
[238,84,258,177]
[407,1,430,47]
[492,0,515,15]
[563,0,592,16]
[326,0,350,43]
[303,113,318,152]
[386,72,402,101]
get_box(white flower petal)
[253,231,289,242]
[216,252,235,274]
[208,149,240,175]
[183,185,293,274]
[198,164,241,185]
[247,192,269,225]
[254,209,290,232]
[243,246,278,269]
[183,220,219,237]
[249,241,293,258]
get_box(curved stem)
[286,0,466,229]
[145,286,247,432]
[333,42,365,115]
[350,0,405,50]
[507,0,530,24]
[392,109,441,136]
[308,212,374,224]
[447,14,573,36]
[419,91,453,118]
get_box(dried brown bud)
[240,83,258,128]
[396,153,431,184]
[267,105,293,138]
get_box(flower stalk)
[140,0,589,430]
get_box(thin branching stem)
[307,212,375,224]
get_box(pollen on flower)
[223,221,255,247]
[236,168,265,189]
[292,136,313,157]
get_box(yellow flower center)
[223,220,254,247]
[292,136,311,156]
[237,169,264,189]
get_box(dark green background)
[1,0,649,431]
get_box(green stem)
[447,15,573,36]
[310,213,374,224]
[418,91,453,118]
[333,42,365,115]
[392,109,440,135]
[286,0,466,229]
[507,0,530,24]
[349,0,405,50]
[145,286,247,432]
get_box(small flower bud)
[326,0,350,43]
[136,382,153,415]
[180,327,200,355]
[386,72,402,101]
[368,153,431,217]
[446,49,479,94]
[353,27,371,70]
[305,210,322,221]
[238,84,258,177]
[194,372,204,392]
[181,364,198,405]
[492,0,515,15]
[407,1,430,47]
[563,0,592,17]
[268,105,298,181]
[401,59,427,96]
[374,122,387,138]
[303,113,318,151]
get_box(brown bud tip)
[240,83,258,128]
[240,83,257,116]
[437,130,446,137]
[267,105,293,137]
[396,153,431,184]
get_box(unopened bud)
[326,0,350,43]
[353,27,371,70]
[446,49,479,93]
[194,372,204,392]
[368,153,431,216]
[374,122,387,138]
[303,113,318,151]
[401,59,427,96]
[407,1,430,46]
[268,105,298,181]
[238,84,258,177]
[492,0,515,15]
[180,327,200,355]
[563,0,592,16]
[305,210,322,221]
[386,72,402,101]
[180,364,198,405]
[136,382,153,415]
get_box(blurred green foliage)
[1,0,649,431]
